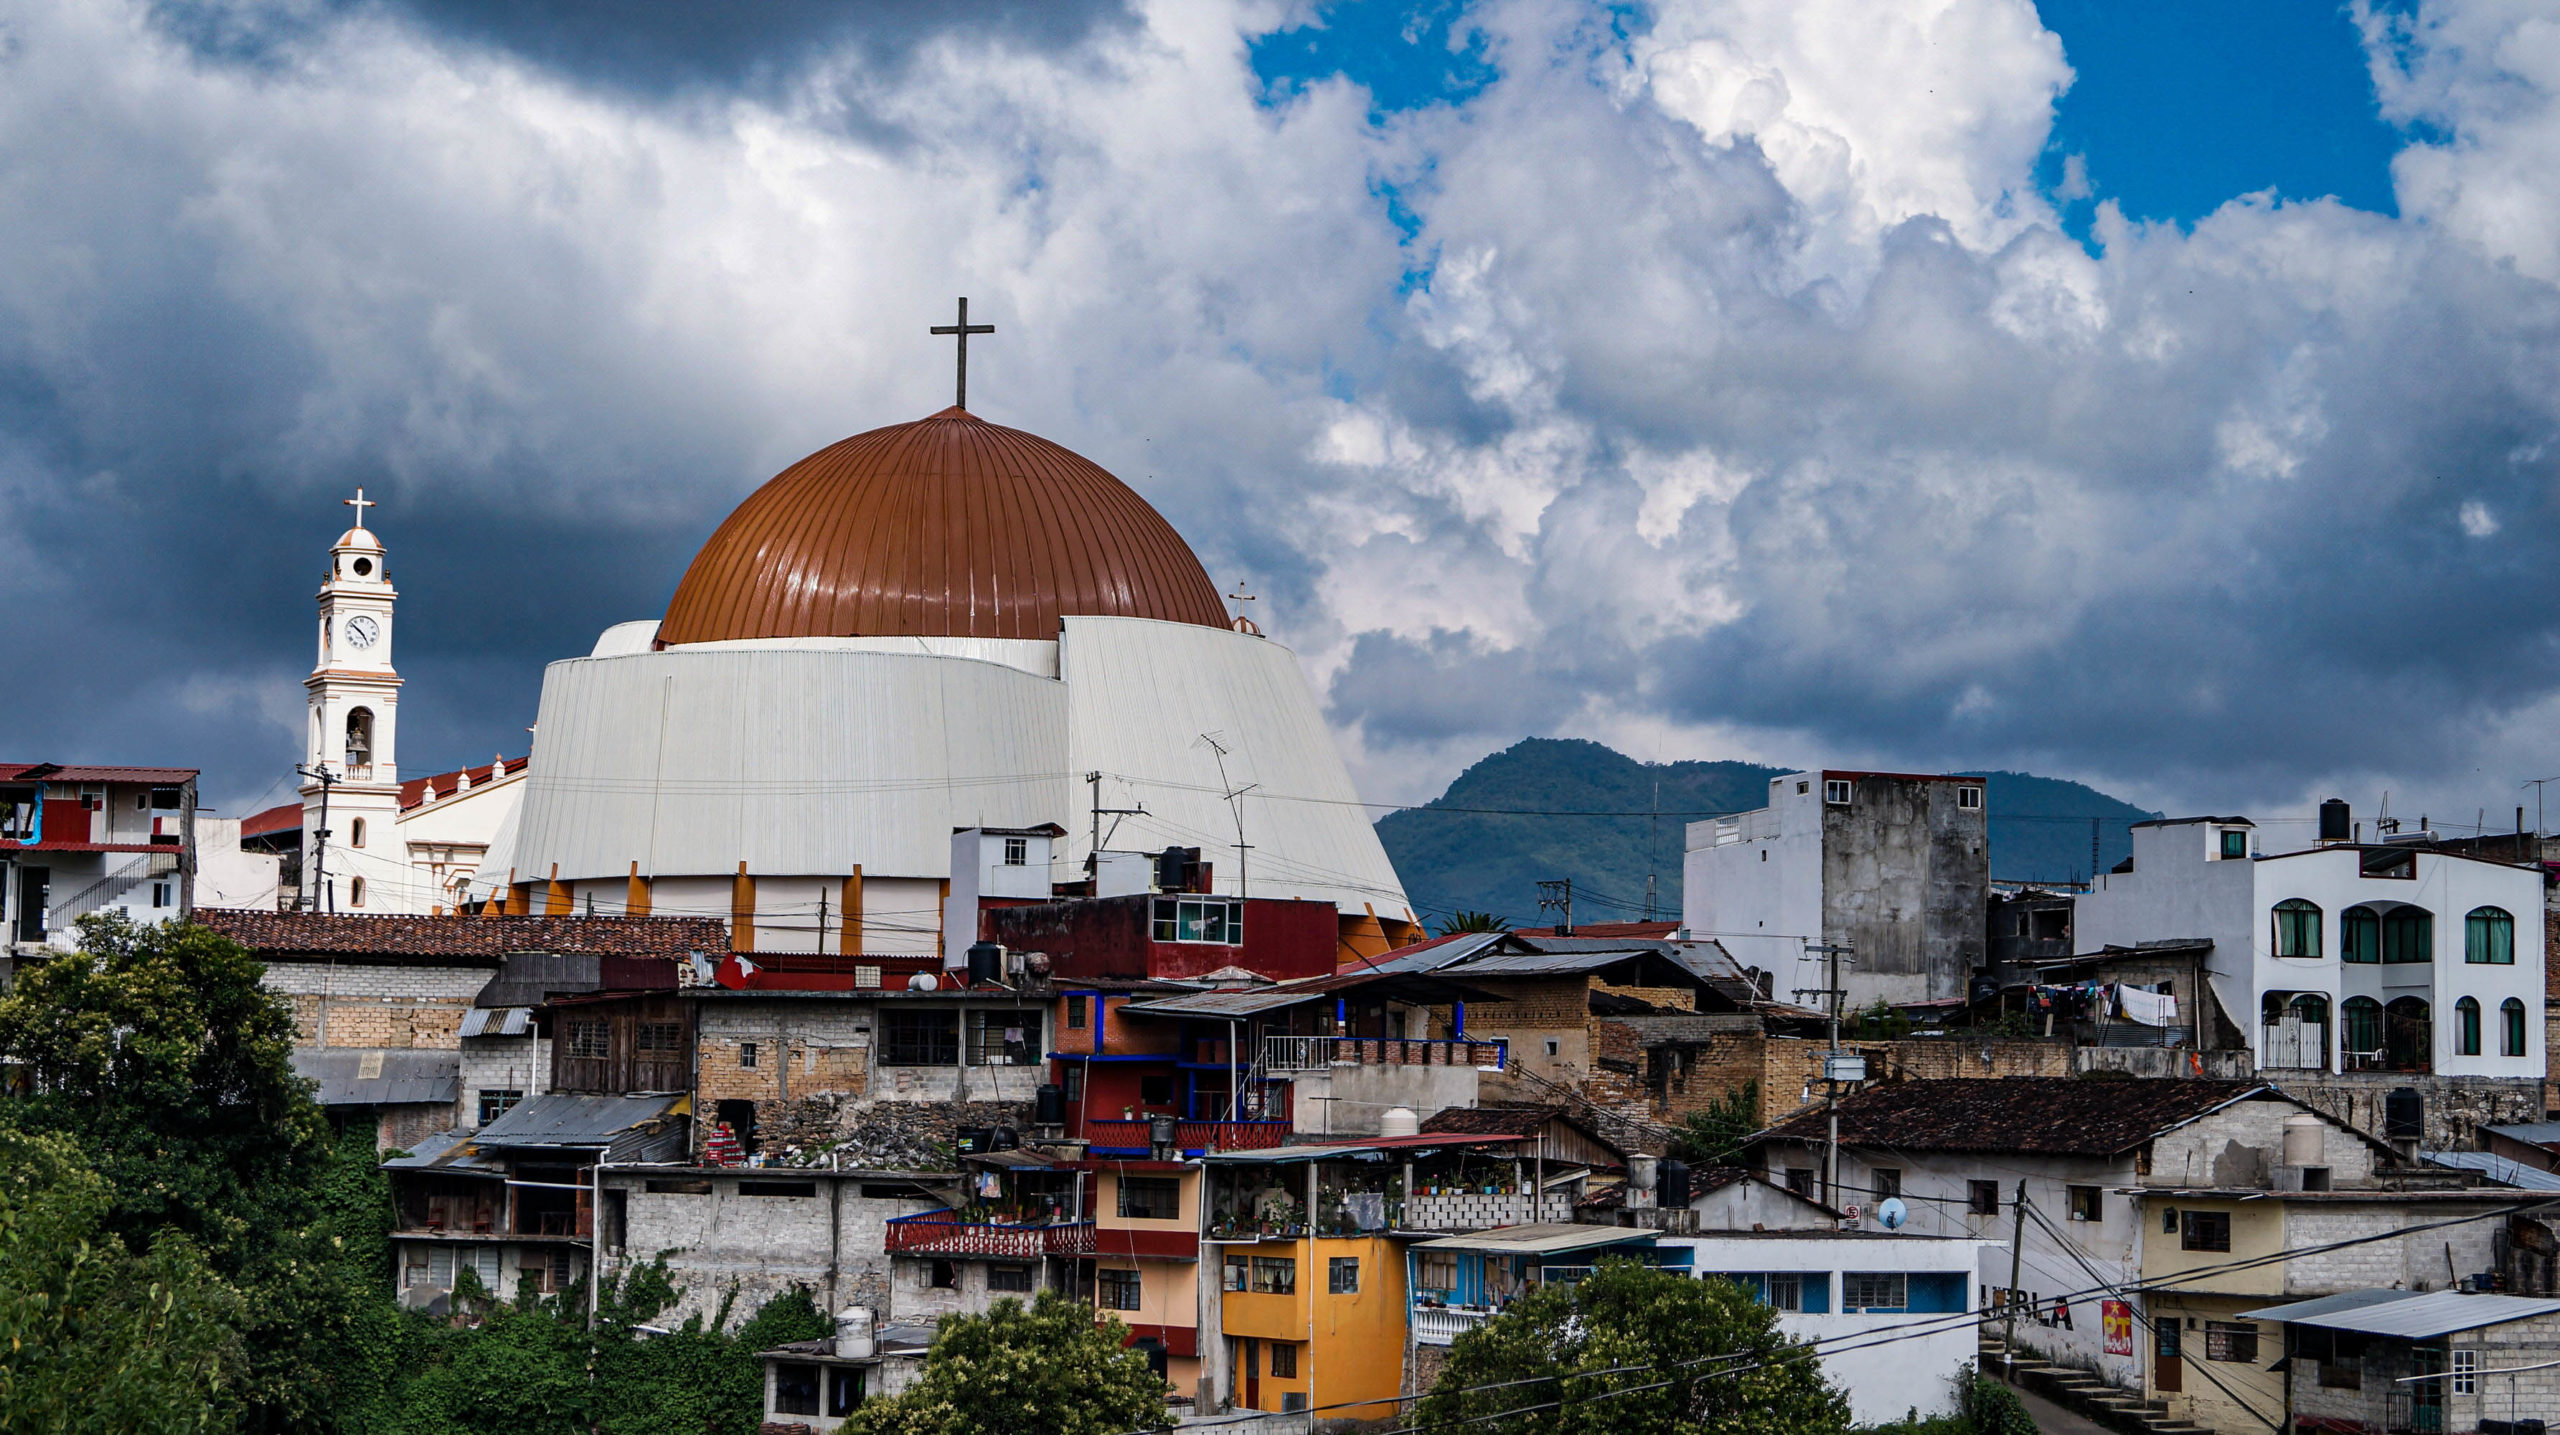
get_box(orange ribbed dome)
[658,408,1231,644]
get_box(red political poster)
[2103,1300,2135,1356]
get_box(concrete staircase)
[1980,1332,2214,1435]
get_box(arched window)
[2505,998,2529,1058]
[2272,900,2322,958]
[2261,993,2332,1070]
[2384,997,2433,1072]
[2342,907,2381,964]
[349,876,367,908]
[349,817,367,849]
[2466,907,2515,965]
[2381,908,2434,964]
[2290,993,2330,1026]
[2343,997,2384,1068]
[2456,997,2482,1056]
[345,707,374,771]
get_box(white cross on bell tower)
[299,487,406,911]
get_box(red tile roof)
[240,803,302,839]
[0,763,198,784]
[1420,1105,1565,1136]
[400,756,527,811]
[1759,1077,2271,1157]
[195,909,727,959]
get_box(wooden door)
[2155,1320,2182,1393]
[1242,1337,1260,1410]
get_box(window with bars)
[2181,1210,2231,1252]
[1098,1268,1141,1309]
[1118,1177,1181,1220]
[1843,1272,1906,1311]
[966,1010,1041,1066]
[988,1264,1035,1293]
[1269,1343,1298,1378]
[2206,1322,2260,1363]
[879,1010,959,1066]
[477,1089,524,1125]
[567,1021,610,1059]
[636,1022,682,1053]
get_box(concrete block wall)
[264,960,487,1049]
[2282,1200,2508,1295]
[2148,1098,2380,1189]
[1403,1192,1574,1231]
[2274,1073,2543,1151]
[606,1174,940,1330]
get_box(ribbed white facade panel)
[512,648,1071,883]
[1059,617,1411,917]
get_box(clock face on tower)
[344,615,380,650]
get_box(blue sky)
[4,0,2559,830]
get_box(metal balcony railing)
[1084,1119,1289,1153]
[1257,1035,1508,1073]
[883,1211,1095,1258]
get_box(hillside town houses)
[17,436,2560,1435]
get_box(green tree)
[848,1291,1166,1435]
[1667,1081,1761,1167]
[1435,910,1513,936]
[1413,1259,1850,1435]
[0,914,327,1260]
[1844,1001,1911,1042]
[0,1129,248,1435]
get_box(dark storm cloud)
[147,0,1138,94]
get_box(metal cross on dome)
[929,297,995,410]
[343,487,375,528]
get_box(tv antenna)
[1197,734,1256,898]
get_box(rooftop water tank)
[1380,1107,1420,1138]
[2284,1113,2325,1167]
[835,1306,875,1360]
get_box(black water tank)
[992,1125,1020,1151]
[967,942,1004,984]
[1156,846,1200,893]
[1034,1083,1066,1126]
[957,1127,992,1155]
[1659,1159,1692,1210]
[2320,799,2352,843]
[2385,1088,2425,1140]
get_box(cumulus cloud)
[3,0,2558,831]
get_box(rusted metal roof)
[0,763,197,783]
[1757,1077,2273,1156]
[198,910,725,960]
[657,407,1230,644]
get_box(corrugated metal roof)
[1201,1133,1527,1164]
[0,764,197,783]
[381,1127,499,1173]
[2488,1123,2560,1147]
[472,1092,683,1148]
[2424,1150,2560,1191]
[291,1048,460,1106]
[458,1007,533,1038]
[1412,1223,1660,1255]
[2239,1290,2560,1338]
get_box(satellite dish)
[1878,1197,1909,1230]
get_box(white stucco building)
[1668,1231,1999,1423]
[2075,817,2544,1079]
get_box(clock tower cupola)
[299,488,405,910]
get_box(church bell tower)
[299,489,405,911]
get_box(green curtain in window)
[2504,999,2528,1058]
[2466,908,2515,964]
[2343,908,2381,963]
[2382,909,2433,964]
[2273,900,2322,958]
[2457,998,2481,1056]
[2343,998,2383,1060]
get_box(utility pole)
[1537,879,1573,937]
[1803,941,1856,1207]
[2003,1178,2029,1380]
[1197,735,1256,898]
[1644,778,1662,921]
[296,762,337,913]
[2090,818,2101,887]
[1082,770,1144,879]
